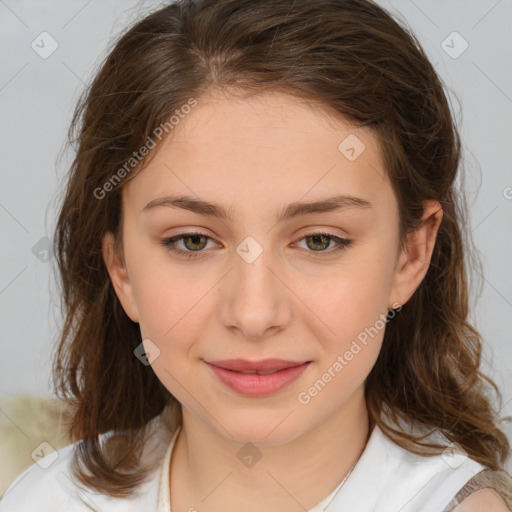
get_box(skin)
[102,89,444,511]
[454,489,509,512]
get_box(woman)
[1,0,510,510]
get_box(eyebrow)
[142,194,372,222]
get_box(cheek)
[135,278,200,340]
[133,269,203,398]
[126,240,190,332]
[131,258,214,354]
[299,274,390,406]
[304,250,395,358]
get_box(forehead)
[124,90,394,217]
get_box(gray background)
[1,0,511,434]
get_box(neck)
[169,386,371,511]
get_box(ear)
[388,200,443,308]
[102,231,140,323]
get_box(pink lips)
[205,358,310,396]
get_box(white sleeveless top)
[157,423,486,512]
[0,416,494,512]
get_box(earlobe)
[388,201,443,308]
[101,231,140,323]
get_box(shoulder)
[367,425,498,511]
[329,423,494,512]
[449,468,512,512]
[0,442,88,511]
[0,427,167,512]
[453,488,510,512]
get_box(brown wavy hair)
[52,0,511,500]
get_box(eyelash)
[160,230,353,260]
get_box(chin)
[213,410,307,447]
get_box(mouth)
[204,359,311,396]
[227,369,287,375]
[205,358,310,373]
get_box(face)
[103,89,441,445]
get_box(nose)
[217,239,292,341]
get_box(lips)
[205,359,311,396]
[206,358,308,373]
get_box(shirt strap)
[443,468,512,511]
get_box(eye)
[160,230,353,260]
[160,231,218,259]
[293,231,353,254]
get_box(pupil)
[309,234,328,251]
[187,235,206,251]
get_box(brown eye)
[160,231,216,259]
[305,233,331,251]
[296,231,353,254]
[181,234,208,251]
